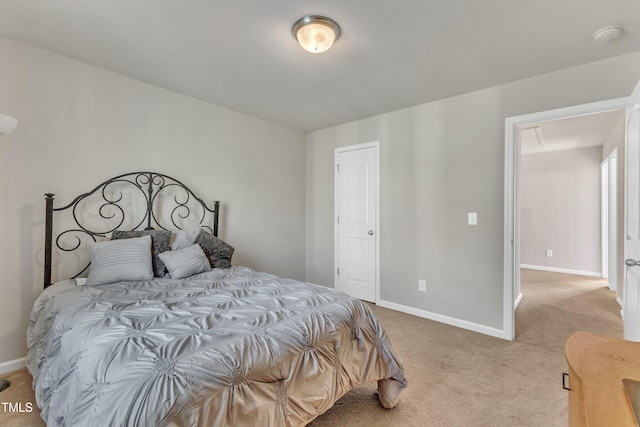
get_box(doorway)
[503,98,629,340]
[518,112,622,277]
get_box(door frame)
[602,157,610,280]
[601,148,619,292]
[623,102,640,341]
[503,97,628,340]
[334,141,381,302]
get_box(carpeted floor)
[0,269,622,426]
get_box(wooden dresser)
[565,331,640,426]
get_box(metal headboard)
[44,171,220,288]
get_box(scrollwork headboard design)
[44,171,220,288]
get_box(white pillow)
[171,226,202,251]
[86,235,154,285]
[158,244,211,279]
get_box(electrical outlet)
[418,280,427,292]
[546,249,553,257]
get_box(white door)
[602,152,619,292]
[608,153,618,293]
[602,159,609,280]
[624,90,640,341]
[335,142,378,302]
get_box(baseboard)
[308,282,510,340]
[514,292,523,310]
[520,264,602,278]
[0,357,25,375]
[376,299,508,340]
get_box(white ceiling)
[0,1,639,132]
[520,109,625,155]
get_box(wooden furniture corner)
[565,331,640,426]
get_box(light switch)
[468,212,478,225]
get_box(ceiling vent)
[521,126,545,149]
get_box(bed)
[27,171,407,426]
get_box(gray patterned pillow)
[112,229,172,277]
[195,230,234,269]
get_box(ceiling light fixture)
[592,25,622,43]
[292,15,341,53]
[0,114,18,136]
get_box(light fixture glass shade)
[0,114,18,136]
[293,15,340,53]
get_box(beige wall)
[305,52,640,331]
[0,36,306,364]
[520,146,602,274]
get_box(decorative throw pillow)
[158,244,211,279]
[111,229,172,277]
[195,230,234,269]
[86,235,154,285]
[171,226,202,251]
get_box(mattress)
[27,266,407,426]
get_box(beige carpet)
[0,269,622,426]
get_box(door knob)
[626,259,640,267]
[368,230,374,236]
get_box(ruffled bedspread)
[27,267,407,426]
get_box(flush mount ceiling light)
[592,25,622,43]
[292,15,341,53]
